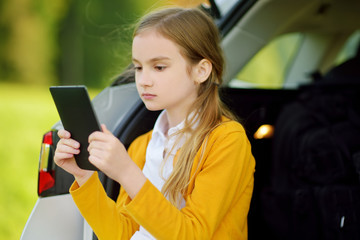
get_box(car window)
[228,33,302,89]
[215,0,241,16]
[334,30,360,65]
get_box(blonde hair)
[133,7,236,207]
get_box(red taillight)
[38,131,55,195]
[38,170,55,195]
[43,131,53,145]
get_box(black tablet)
[50,85,100,171]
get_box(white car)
[22,0,360,239]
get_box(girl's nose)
[137,70,153,87]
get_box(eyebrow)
[132,56,171,64]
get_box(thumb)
[101,124,111,134]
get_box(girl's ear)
[194,59,212,84]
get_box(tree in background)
[0,0,67,85]
[57,0,154,88]
[57,0,205,88]
[0,0,206,88]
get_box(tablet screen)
[50,85,100,171]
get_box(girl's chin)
[143,104,163,112]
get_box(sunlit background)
[0,0,206,239]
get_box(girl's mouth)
[142,93,156,100]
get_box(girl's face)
[132,30,199,124]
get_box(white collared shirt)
[131,110,190,240]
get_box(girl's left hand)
[87,124,146,198]
[88,124,131,183]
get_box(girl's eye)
[155,66,166,71]
[134,66,142,71]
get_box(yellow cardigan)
[70,118,255,239]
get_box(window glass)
[229,33,302,89]
[215,0,240,16]
[334,30,360,65]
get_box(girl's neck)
[166,109,188,129]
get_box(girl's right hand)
[54,129,94,186]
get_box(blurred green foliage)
[0,0,67,85]
[0,83,59,239]
[0,0,177,88]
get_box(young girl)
[54,7,255,239]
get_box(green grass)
[0,83,99,239]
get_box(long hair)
[133,7,236,207]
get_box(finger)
[88,154,102,170]
[89,130,114,144]
[101,124,112,134]
[59,138,80,149]
[88,131,106,142]
[55,152,76,161]
[88,147,106,160]
[88,148,110,170]
[56,143,80,155]
[87,140,108,153]
[58,129,71,138]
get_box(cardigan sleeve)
[69,131,151,239]
[70,171,139,239]
[124,121,255,240]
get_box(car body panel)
[21,195,83,240]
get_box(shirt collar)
[152,110,169,140]
[152,110,200,160]
[153,110,198,139]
